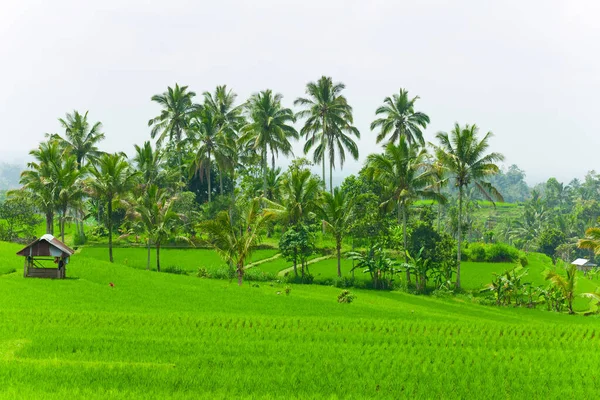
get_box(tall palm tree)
[371,89,430,146]
[50,110,105,168]
[315,188,354,277]
[189,107,235,203]
[433,123,504,289]
[240,90,298,195]
[366,136,444,282]
[134,185,182,272]
[148,84,199,181]
[203,198,276,286]
[295,76,359,193]
[203,85,244,194]
[578,224,600,255]
[19,140,63,234]
[88,153,139,262]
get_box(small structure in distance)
[571,258,597,276]
[16,234,75,279]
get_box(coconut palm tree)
[148,84,199,181]
[203,85,244,194]
[134,184,182,271]
[279,167,321,226]
[19,140,63,234]
[50,110,105,168]
[240,90,298,195]
[366,136,444,282]
[545,263,578,314]
[54,155,85,243]
[88,153,139,262]
[47,110,105,242]
[203,198,276,286]
[133,141,170,191]
[578,223,600,255]
[189,107,235,203]
[433,123,504,289]
[315,188,354,277]
[371,89,430,146]
[295,76,359,193]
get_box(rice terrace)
[2,1,600,399]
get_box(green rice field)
[1,241,600,398]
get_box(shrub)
[486,243,519,262]
[337,290,355,303]
[244,268,277,282]
[334,276,355,288]
[163,266,187,275]
[467,243,487,262]
[519,255,529,267]
[196,267,211,278]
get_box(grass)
[3,242,600,397]
[79,247,278,274]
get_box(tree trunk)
[438,203,442,232]
[271,149,275,171]
[207,149,211,203]
[219,170,223,195]
[237,262,244,286]
[330,159,333,195]
[146,238,151,270]
[293,250,298,277]
[402,203,410,284]
[262,147,268,196]
[60,210,65,243]
[156,242,161,272]
[108,199,113,263]
[456,187,463,290]
[45,211,54,235]
[336,238,342,278]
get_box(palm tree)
[545,263,578,314]
[51,110,105,168]
[148,84,199,181]
[133,141,168,190]
[578,224,600,255]
[55,155,84,243]
[279,167,321,226]
[371,89,430,146]
[240,90,298,195]
[203,198,276,286]
[433,123,504,289]
[189,107,235,203]
[88,153,139,262]
[295,76,359,193]
[366,136,444,282]
[134,185,182,272]
[203,85,244,194]
[19,140,63,234]
[48,110,105,242]
[315,188,354,277]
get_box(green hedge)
[462,242,521,263]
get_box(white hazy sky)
[1,0,599,185]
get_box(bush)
[486,243,519,262]
[467,243,487,262]
[196,267,211,278]
[284,273,314,285]
[244,268,277,282]
[163,266,187,275]
[334,276,355,288]
[519,255,529,267]
[337,290,355,303]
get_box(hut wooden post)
[23,256,29,278]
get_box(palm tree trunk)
[329,160,333,195]
[438,203,442,232]
[207,150,211,203]
[46,211,53,235]
[402,204,410,284]
[336,239,342,278]
[108,199,113,263]
[219,170,223,195]
[271,149,275,171]
[146,238,151,270]
[262,147,268,196]
[156,242,161,272]
[237,262,244,286]
[456,187,463,290]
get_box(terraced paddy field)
[1,241,600,398]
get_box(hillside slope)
[0,242,599,399]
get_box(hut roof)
[571,258,597,267]
[16,234,75,258]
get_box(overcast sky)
[1,0,599,185]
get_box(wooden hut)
[571,258,597,276]
[17,234,74,279]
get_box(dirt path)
[277,254,334,276]
[243,253,281,270]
